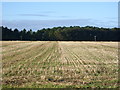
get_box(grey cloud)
[19,14,69,18]
[18,11,56,17]
[103,17,118,22]
[58,16,70,18]
[104,17,118,20]
[41,11,56,13]
[19,14,49,17]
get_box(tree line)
[1,26,120,41]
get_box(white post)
[94,36,96,41]
[20,36,22,41]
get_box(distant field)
[2,41,119,88]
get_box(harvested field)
[2,41,119,88]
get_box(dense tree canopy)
[1,26,120,41]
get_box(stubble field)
[2,41,119,88]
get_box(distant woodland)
[1,26,120,41]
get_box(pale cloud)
[2,18,117,31]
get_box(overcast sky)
[2,2,118,31]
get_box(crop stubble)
[2,41,118,88]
